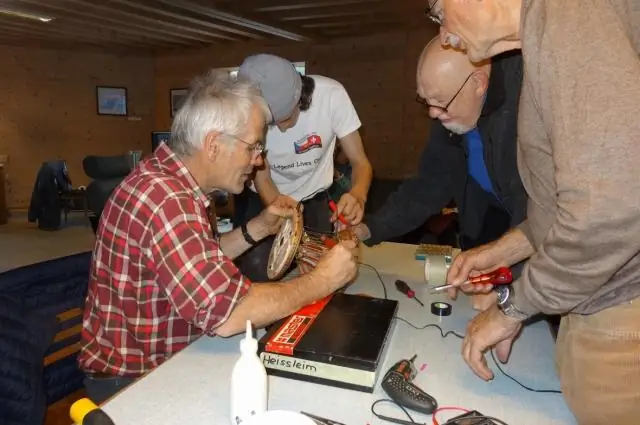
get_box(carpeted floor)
[0,211,95,273]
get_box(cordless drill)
[381,355,438,415]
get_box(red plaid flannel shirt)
[78,143,250,376]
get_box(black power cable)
[359,263,561,395]
[358,262,388,299]
[395,317,561,394]
[370,399,512,425]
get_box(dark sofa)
[0,252,91,425]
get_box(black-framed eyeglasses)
[425,0,443,25]
[416,72,474,113]
[225,134,267,157]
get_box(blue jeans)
[84,374,137,404]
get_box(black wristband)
[241,223,258,246]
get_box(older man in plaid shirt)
[78,71,359,404]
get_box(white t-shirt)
[255,75,361,201]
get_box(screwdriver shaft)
[431,278,500,293]
[431,278,475,292]
[430,284,456,292]
[430,267,514,293]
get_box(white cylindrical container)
[230,320,268,425]
[424,254,453,285]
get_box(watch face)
[496,286,510,305]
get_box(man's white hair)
[169,70,271,156]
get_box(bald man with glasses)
[354,38,528,304]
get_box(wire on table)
[371,400,512,425]
[393,317,561,394]
[358,262,388,299]
[442,414,511,425]
[394,317,465,339]
[359,261,561,394]
[431,407,470,425]
[371,399,418,425]
[435,406,512,425]
[489,350,561,394]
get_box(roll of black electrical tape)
[431,301,452,317]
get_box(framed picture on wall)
[170,88,188,117]
[96,86,127,116]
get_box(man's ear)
[472,70,490,97]
[204,131,223,162]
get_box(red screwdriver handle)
[328,200,350,225]
[321,235,338,248]
[493,267,513,284]
[468,267,513,285]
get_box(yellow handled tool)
[70,398,116,425]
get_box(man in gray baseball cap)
[234,53,373,281]
[238,53,302,127]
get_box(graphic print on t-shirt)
[294,133,322,154]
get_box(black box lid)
[259,293,398,371]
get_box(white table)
[101,243,576,425]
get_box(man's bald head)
[416,36,491,134]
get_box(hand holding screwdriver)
[442,240,509,300]
[395,280,424,307]
[328,200,350,226]
[430,267,513,293]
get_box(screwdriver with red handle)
[395,280,425,306]
[430,266,513,293]
[328,199,350,226]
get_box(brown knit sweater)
[514,0,640,315]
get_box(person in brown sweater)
[425,0,640,423]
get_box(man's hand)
[445,241,507,300]
[256,197,298,235]
[273,194,299,210]
[333,192,365,225]
[351,222,371,241]
[472,292,499,311]
[313,240,359,291]
[462,304,522,381]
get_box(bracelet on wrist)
[241,223,258,246]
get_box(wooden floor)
[45,389,87,425]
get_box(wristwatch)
[494,285,530,321]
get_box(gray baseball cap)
[238,54,302,123]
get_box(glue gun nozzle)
[409,354,417,363]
